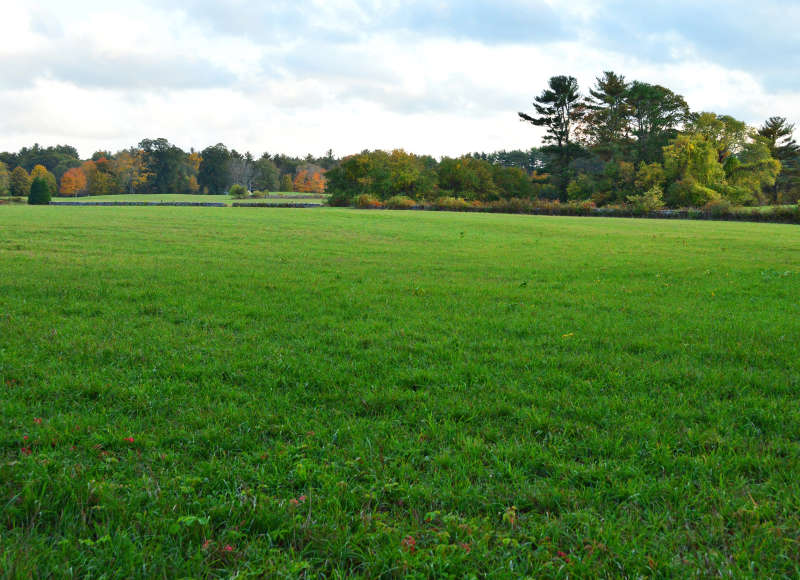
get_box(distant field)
[1,206,799,577]
[52,193,326,205]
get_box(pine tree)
[28,177,52,205]
[519,75,584,199]
[759,117,800,202]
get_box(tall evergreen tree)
[519,75,584,199]
[759,117,800,202]
[581,71,631,160]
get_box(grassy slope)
[1,207,799,578]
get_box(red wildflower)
[23,435,29,441]
[459,542,471,553]
[401,536,416,553]
[124,437,135,443]
[223,544,234,552]
[33,418,43,425]
[557,551,571,563]
[298,495,307,503]
[202,540,211,550]
[289,498,299,507]
[21,447,32,455]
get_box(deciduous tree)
[30,164,58,196]
[0,161,9,195]
[198,144,231,195]
[10,166,32,197]
[626,82,689,164]
[60,167,88,196]
[139,138,188,194]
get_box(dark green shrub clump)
[28,177,51,205]
[326,191,352,207]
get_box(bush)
[431,196,471,211]
[384,195,417,209]
[703,198,732,217]
[567,200,597,215]
[327,191,352,207]
[28,177,51,205]
[626,186,665,213]
[666,179,718,208]
[484,198,533,213]
[229,184,248,199]
[768,205,800,223]
[250,190,267,199]
[354,194,382,209]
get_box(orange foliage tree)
[293,169,327,193]
[293,170,311,193]
[60,167,88,196]
[309,171,327,193]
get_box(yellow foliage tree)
[31,164,58,196]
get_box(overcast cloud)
[1,0,797,157]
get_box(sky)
[1,0,798,158]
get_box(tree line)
[325,74,798,209]
[0,141,333,198]
[2,73,797,209]
[516,72,798,208]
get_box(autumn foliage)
[293,169,327,193]
[60,168,88,196]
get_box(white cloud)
[0,1,797,158]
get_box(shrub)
[530,198,561,214]
[354,194,382,209]
[703,198,732,217]
[431,196,471,211]
[250,190,267,199]
[626,186,665,213]
[769,205,800,223]
[566,199,597,215]
[485,198,536,213]
[28,177,52,205]
[384,195,417,209]
[665,179,718,208]
[229,184,248,199]
[327,191,352,207]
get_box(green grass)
[53,193,232,203]
[51,193,326,205]
[1,206,799,578]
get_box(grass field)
[1,206,799,578]
[51,193,325,205]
